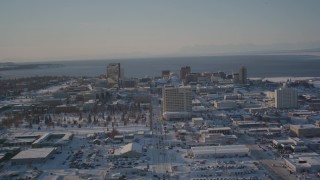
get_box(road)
[150,96,172,176]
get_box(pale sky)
[1,0,320,62]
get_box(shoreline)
[250,76,320,82]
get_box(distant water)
[1,55,320,78]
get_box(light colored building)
[192,106,206,112]
[32,133,73,148]
[192,99,201,106]
[191,145,249,158]
[115,143,142,158]
[275,85,297,109]
[284,153,320,173]
[162,86,192,120]
[11,148,56,165]
[266,91,275,99]
[272,137,307,152]
[232,73,240,84]
[200,133,237,145]
[192,117,204,126]
[214,100,237,110]
[290,124,320,138]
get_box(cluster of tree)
[0,114,24,128]
[0,76,70,99]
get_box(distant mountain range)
[256,48,320,55]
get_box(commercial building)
[304,138,320,152]
[200,134,237,145]
[224,94,241,100]
[2,133,41,147]
[232,73,240,84]
[239,66,247,84]
[106,63,121,88]
[83,99,96,112]
[4,138,37,147]
[162,86,192,120]
[214,100,237,110]
[31,132,73,148]
[272,137,307,152]
[161,70,170,78]
[11,148,56,165]
[115,143,142,158]
[180,66,191,81]
[191,145,249,158]
[207,127,231,135]
[185,73,200,84]
[122,79,136,88]
[290,124,320,138]
[275,85,298,109]
[192,117,204,126]
[284,153,320,173]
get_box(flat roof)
[273,139,294,144]
[163,112,191,115]
[5,138,36,144]
[286,155,320,167]
[120,143,142,154]
[236,121,266,125]
[192,117,204,121]
[291,124,319,129]
[208,127,231,131]
[12,148,55,160]
[302,156,320,166]
[191,145,249,155]
[32,133,50,145]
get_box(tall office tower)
[239,66,247,84]
[180,66,191,80]
[162,86,192,120]
[275,85,298,109]
[106,63,121,87]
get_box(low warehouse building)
[11,148,56,165]
[290,124,320,138]
[32,132,73,148]
[284,153,320,173]
[191,145,249,158]
[114,143,142,158]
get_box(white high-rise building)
[275,85,297,109]
[162,86,192,120]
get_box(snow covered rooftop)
[120,143,142,154]
[191,145,249,155]
[12,148,56,160]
